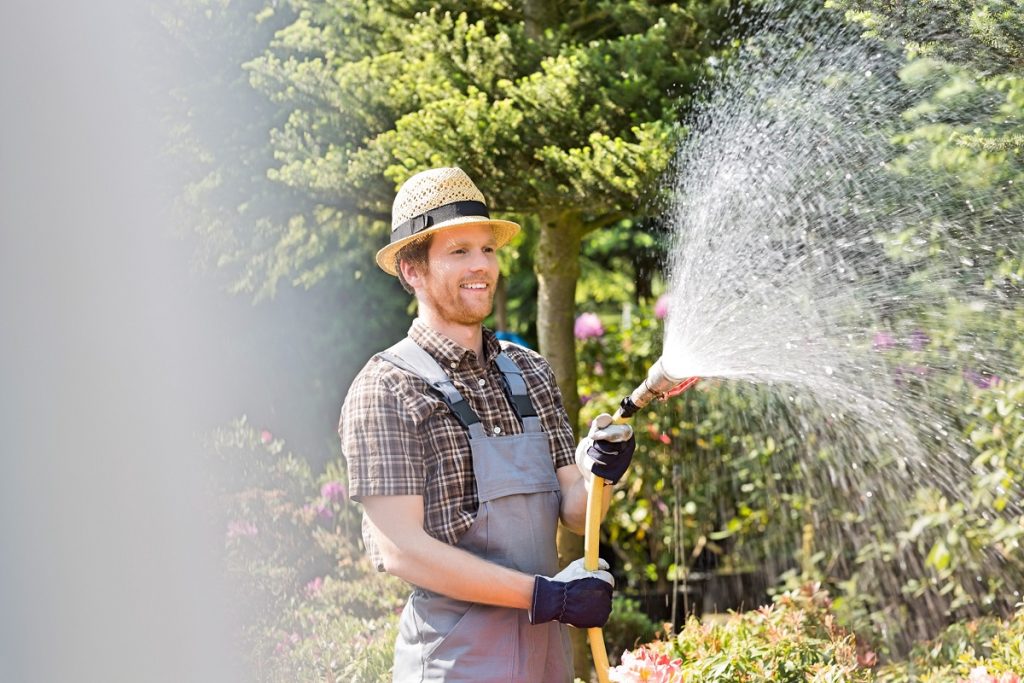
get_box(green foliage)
[875,605,1024,682]
[829,0,1024,75]
[214,0,742,320]
[577,291,1024,654]
[833,0,1024,154]
[614,587,1024,682]
[210,417,406,682]
[262,574,404,682]
[577,305,808,591]
[603,595,663,666]
[613,584,871,682]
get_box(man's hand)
[575,413,636,486]
[529,558,614,628]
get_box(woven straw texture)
[375,167,520,276]
[391,167,486,229]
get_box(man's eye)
[452,248,466,254]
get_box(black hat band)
[392,200,490,243]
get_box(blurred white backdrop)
[1,3,249,681]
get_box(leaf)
[926,539,951,572]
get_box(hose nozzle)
[616,357,699,419]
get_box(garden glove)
[530,558,614,628]
[575,412,636,486]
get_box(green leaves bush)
[609,584,871,682]
[210,417,406,682]
[610,585,1024,682]
[576,294,1024,654]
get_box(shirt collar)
[408,319,502,369]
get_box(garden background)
[1,1,1021,682]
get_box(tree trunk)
[535,209,582,430]
[522,0,560,40]
[534,209,589,678]
[494,273,508,332]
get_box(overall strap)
[494,349,542,433]
[494,352,538,419]
[377,337,482,431]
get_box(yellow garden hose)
[582,362,699,682]
[584,470,613,683]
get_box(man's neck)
[417,311,485,362]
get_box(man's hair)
[395,235,432,294]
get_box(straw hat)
[375,167,521,276]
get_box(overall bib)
[378,337,573,683]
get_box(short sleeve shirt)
[339,319,577,568]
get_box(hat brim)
[375,216,521,276]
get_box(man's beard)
[424,277,495,326]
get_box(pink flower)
[574,313,605,340]
[872,331,895,351]
[316,503,334,520]
[654,294,670,320]
[226,520,258,539]
[320,480,348,502]
[304,576,324,597]
[609,647,682,683]
[907,329,930,351]
[963,368,1000,389]
[964,666,994,683]
[594,361,605,376]
[857,649,878,668]
[959,666,1021,683]
[260,429,273,444]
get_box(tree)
[241,0,737,421]
[831,0,1024,151]
[160,0,413,459]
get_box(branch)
[581,211,629,236]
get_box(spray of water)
[661,7,1022,647]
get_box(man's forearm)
[391,532,535,607]
[363,497,535,608]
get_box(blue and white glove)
[575,413,636,486]
[530,558,614,628]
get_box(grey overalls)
[378,337,573,683]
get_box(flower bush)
[609,647,683,682]
[874,603,1024,682]
[609,584,871,682]
[209,417,406,682]
[575,312,606,339]
[613,586,1024,682]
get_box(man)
[339,167,635,682]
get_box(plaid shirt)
[339,319,576,568]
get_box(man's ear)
[398,258,424,290]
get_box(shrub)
[876,604,1024,683]
[604,596,663,666]
[577,297,1024,653]
[610,587,1024,683]
[209,417,405,682]
[609,584,873,682]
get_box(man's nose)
[468,249,493,271]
